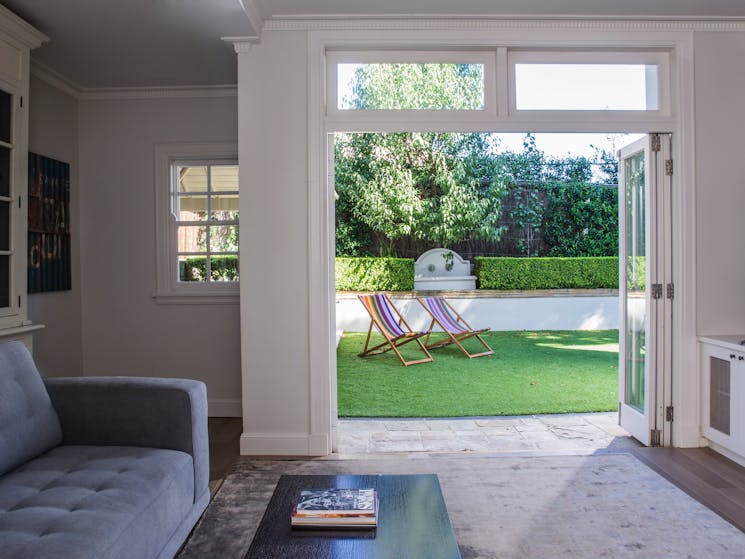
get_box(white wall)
[27,75,83,377]
[77,94,242,415]
[336,294,619,332]
[238,31,315,453]
[694,31,745,336]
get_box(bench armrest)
[44,376,209,501]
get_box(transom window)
[509,51,668,113]
[172,161,239,283]
[327,51,496,115]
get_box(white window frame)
[154,142,239,304]
[508,49,671,116]
[326,50,497,123]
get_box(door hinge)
[19,96,22,108]
[651,134,661,152]
[666,406,674,422]
[652,283,663,299]
[665,159,673,176]
[650,429,661,446]
[666,283,674,299]
[18,295,20,307]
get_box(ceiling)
[3,0,745,90]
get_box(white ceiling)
[3,0,745,90]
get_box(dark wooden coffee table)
[245,474,461,559]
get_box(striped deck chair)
[357,293,433,366]
[417,296,494,358]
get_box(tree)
[335,63,505,255]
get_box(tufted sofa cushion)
[0,445,195,559]
[0,342,62,476]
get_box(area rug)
[178,453,745,558]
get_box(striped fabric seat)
[357,293,433,366]
[416,296,494,359]
[359,293,407,339]
[420,297,469,334]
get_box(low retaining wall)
[336,290,619,332]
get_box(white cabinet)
[700,336,745,459]
[0,7,46,347]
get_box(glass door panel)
[618,136,654,445]
[624,149,647,412]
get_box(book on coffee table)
[291,488,378,528]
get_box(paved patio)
[337,411,638,455]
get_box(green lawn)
[337,330,619,417]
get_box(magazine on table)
[291,488,378,528]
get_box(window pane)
[0,255,8,306]
[211,195,239,220]
[178,225,207,252]
[0,90,10,144]
[178,195,208,221]
[338,63,484,110]
[209,255,239,282]
[211,165,239,192]
[179,255,206,282]
[209,225,238,252]
[0,147,9,197]
[0,200,8,251]
[178,166,208,193]
[515,64,659,110]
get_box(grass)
[337,330,619,417]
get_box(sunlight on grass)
[536,343,619,353]
[337,330,619,417]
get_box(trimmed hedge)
[474,256,618,290]
[181,256,239,282]
[336,257,414,291]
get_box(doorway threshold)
[337,412,638,455]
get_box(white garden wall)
[336,291,618,333]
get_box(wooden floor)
[206,419,745,534]
[208,417,243,492]
[634,447,745,533]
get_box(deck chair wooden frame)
[357,293,433,366]
[416,296,494,359]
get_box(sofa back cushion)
[0,341,62,475]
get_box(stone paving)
[337,411,638,455]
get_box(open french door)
[618,134,673,446]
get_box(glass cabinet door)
[0,88,11,310]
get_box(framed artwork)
[27,153,71,293]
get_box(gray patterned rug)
[179,453,745,558]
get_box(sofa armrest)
[43,376,209,502]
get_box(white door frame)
[305,24,698,455]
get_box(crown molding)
[31,61,81,99]
[78,85,238,101]
[31,61,237,100]
[223,36,260,53]
[0,4,48,49]
[263,17,745,32]
[239,0,264,39]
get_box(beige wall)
[27,75,83,377]
[77,94,242,414]
[694,31,745,335]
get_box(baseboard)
[208,398,242,417]
[240,432,331,456]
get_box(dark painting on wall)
[27,153,71,293]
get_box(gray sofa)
[0,341,209,559]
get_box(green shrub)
[474,256,618,290]
[181,256,239,282]
[336,257,414,291]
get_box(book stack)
[290,488,378,528]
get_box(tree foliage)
[334,63,620,257]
